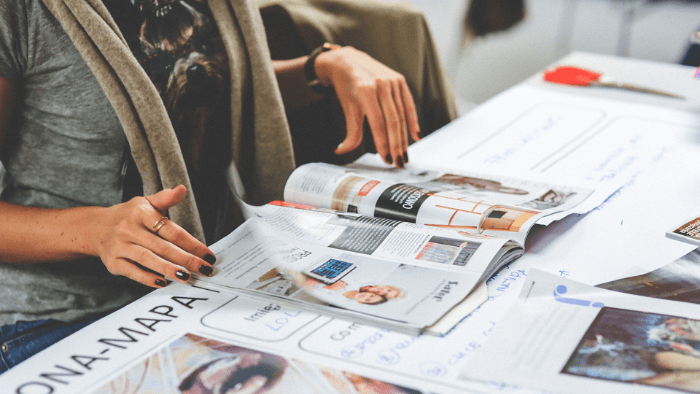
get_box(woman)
[0,0,444,373]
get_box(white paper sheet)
[462,269,700,394]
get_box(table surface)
[3,52,700,394]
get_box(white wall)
[405,0,700,107]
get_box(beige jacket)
[258,0,457,137]
[40,0,296,242]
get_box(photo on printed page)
[340,163,584,212]
[345,163,579,211]
[90,333,426,394]
[667,215,700,247]
[317,369,423,394]
[597,249,700,304]
[90,333,322,394]
[562,307,700,393]
[416,236,480,266]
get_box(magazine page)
[461,269,700,394]
[409,83,700,279]
[195,210,508,332]
[666,215,700,247]
[88,333,432,394]
[284,162,592,245]
[0,284,467,394]
[248,203,514,275]
[597,248,700,303]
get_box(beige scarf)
[40,0,296,243]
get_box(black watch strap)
[304,43,339,95]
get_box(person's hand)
[314,46,421,168]
[90,185,216,288]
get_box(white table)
[3,52,700,394]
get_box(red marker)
[543,65,684,99]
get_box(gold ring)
[152,217,168,235]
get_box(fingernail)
[176,270,190,281]
[204,254,216,265]
[199,264,214,277]
[385,154,393,165]
[396,156,404,168]
[403,152,409,164]
[155,278,168,287]
[417,131,423,139]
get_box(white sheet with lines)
[412,84,700,281]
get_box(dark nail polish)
[396,156,404,168]
[385,154,393,165]
[199,264,214,277]
[155,278,167,287]
[417,131,423,139]
[403,152,409,164]
[176,270,190,281]
[204,254,216,265]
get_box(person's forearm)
[0,187,218,287]
[272,57,324,113]
[272,47,420,168]
[0,200,101,263]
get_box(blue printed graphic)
[553,285,604,308]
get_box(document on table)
[462,269,700,394]
[408,84,700,284]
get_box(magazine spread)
[283,162,593,246]
[193,204,516,335]
[461,269,700,394]
[200,161,593,334]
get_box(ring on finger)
[152,217,168,235]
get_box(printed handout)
[461,270,700,394]
[90,333,425,394]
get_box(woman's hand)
[90,185,216,288]
[314,46,421,168]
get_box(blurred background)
[401,0,700,113]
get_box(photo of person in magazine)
[563,307,700,393]
[92,333,425,394]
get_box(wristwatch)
[304,42,341,95]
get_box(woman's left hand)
[314,46,421,168]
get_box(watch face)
[305,43,340,95]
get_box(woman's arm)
[0,77,215,288]
[272,46,421,168]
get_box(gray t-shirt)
[0,0,150,325]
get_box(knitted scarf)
[40,0,296,242]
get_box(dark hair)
[464,0,525,37]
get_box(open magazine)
[189,162,593,335]
[283,162,592,245]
